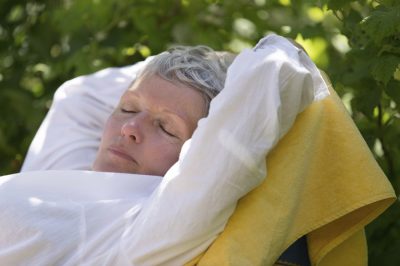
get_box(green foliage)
[361,5,400,44]
[0,0,399,264]
[324,2,400,263]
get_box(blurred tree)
[0,0,398,263]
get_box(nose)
[121,113,147,143]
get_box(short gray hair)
[138,46,236,108]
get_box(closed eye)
[157,121,179,138]
[160,124,176,137]
[121,108,138,113]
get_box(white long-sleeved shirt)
[1,34,328,265]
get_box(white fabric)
[1,34,328,265]
[0,171,161,265]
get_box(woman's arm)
[21,62,148,171]
[119,35,328,265]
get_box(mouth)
[107,146,137,164]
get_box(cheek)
[154,140,181,160]
[147,139,182,174]
[100,117,121,146]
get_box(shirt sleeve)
[119,35,328,265]
[20,62,148,172]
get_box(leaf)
[7,5,24,23]
[371,54,400,85]
[384,80,400,111]
[378,0,399,7]
[301,23,326,39]
[323,0,351,11]
[352,83,382,120]
[361,6,400,43]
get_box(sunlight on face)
[92,74,206,176]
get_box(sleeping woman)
[0,34,328,265]
[92,46,235,176]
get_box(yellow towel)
[186,75,396,266]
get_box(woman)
[2,34,325,265]
[92,46,236,176]
[21,46,235,175]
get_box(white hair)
[138,46,236,108]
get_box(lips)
[107,146,137,164]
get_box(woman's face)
[92,74,206,176]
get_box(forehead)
[124,74,206,126]
[128,74,192,100]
